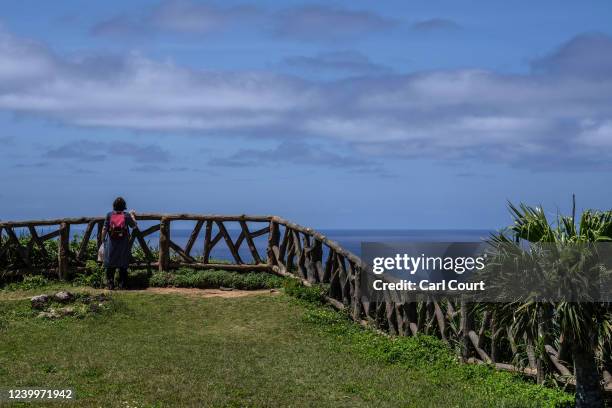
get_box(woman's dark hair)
[113,197,127,211]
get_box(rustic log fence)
[0,213,610,392]
[0,214,273,277]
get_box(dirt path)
[0,287,280,301]
[136,287,280,298]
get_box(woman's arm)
[128,210,138,228]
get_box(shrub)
[131,242,159,263]
[1,275,49,291]
[0,236,59,270]
[282,279,328,304]
[149,269,284,290]
[69,234,98,263]
[0,233,158,271]
[73,261,105,288]
[149,271,175,287]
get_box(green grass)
[3,267,286,292]
[0,285,572,407]
[149,268,286,290]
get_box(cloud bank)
[272,5,396,41]
[283,51,391,76]
[44,140,170,163]
[410,18,461,32]
[92,0,396,42]
[1,28,612,170]
[92,1,261,37]
[209,141,383,172]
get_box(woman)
[101,197,137,290]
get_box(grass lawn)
[0,286,571,407]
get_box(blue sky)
[1,0,611,229]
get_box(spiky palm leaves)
[488,202,612,407]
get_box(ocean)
[134,228,493,262]
[33,225,491,263]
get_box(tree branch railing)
[0,214,273,277]
[1,213,611,392]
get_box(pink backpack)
[109,212,127,240]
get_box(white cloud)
[578,120,612,147]
[0,30,58,82]
[1,28,612,169]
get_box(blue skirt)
[104,236,131,268]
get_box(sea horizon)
[73,227,493,261]
[9,224,494,261]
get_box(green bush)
[0,236,59,270]
[282,279,328,304]
[149,269,284,290]
[149,271,175,287]
[131,242,159,263]
[69,234,98,263]
[0,233,158,270]
[1,274,49,291]
[73,261,105,288]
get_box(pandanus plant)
[488,201,612,408]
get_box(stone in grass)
[54,291,73,303]
[37,306,77,319]
[31,294,50,310]
[59,306,75,316]
[37,308,60,319]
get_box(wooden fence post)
[96,221,104,249]
[351,261,363,321]
[460,300,473,362]
[58,222,70,280]
[267,220,280,267]
[158,217,170,272]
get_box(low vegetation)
[149,267,285,290]
[0,234,156,274]
[288,281,574,407]
[0,281,573,407]
[2,264,286,293]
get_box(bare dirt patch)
[1,287,279,301]
[137,287,279,298]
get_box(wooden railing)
[0,214,273,277]
[1,213,610,392]
[270,218,612,392]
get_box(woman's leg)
[105,267,116,290]
[118,268,128,289]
